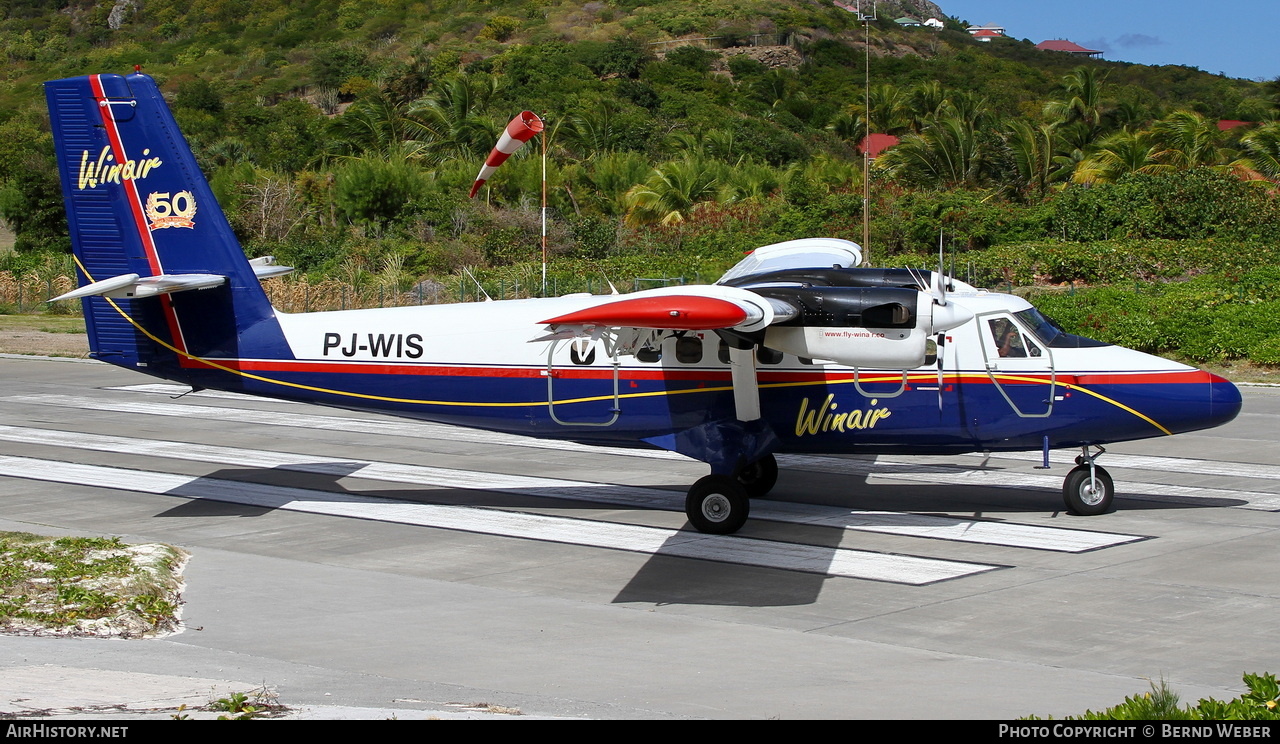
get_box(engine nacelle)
[755,286,965,369]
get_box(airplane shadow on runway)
[149,460,1243,608]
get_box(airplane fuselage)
[136,289,1240,459]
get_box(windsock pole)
[541,122,548,297]
[468,110,547,296]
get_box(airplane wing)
[536,236,973,444]
[535,237,973,371]
[538,238,865,338]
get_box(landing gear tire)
[1063,464,1114,516]
[686,475,750,535]
[735,453,778,499]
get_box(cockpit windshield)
[1014,308,1109,349]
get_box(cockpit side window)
[989,317,1028,358]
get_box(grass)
[0,312,85,334]
[0,531,188,637]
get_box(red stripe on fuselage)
[167,357,1211,388]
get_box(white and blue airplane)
[43,72,1242,534]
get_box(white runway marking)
[0,425,1142,552]
[959,449,1280,482]
[12,392,1279,511]
[0,455,999,585]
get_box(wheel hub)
[701,494,731,523]
[1079,479,1104,506]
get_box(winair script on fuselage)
[77,146,163,190]
[323,332,425,359]
[795,394,892,437]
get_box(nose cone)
[1160,371,1242,435]
[1207,372,1243,429]
[931,300,975,333]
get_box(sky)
[935,1,1280,82]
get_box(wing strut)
[727,344,761,422]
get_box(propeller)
[931,230,960,411]
[927,229,973,335]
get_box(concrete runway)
[1,355,1278,719]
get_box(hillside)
[0,0,1273,258]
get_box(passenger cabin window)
[717,339,781,365]
[675,336,703,364]
[569,341,596,365]
[636,345,661,363]
[757,347,783,365]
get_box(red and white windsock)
[469,111,544,198]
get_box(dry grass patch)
[0,531,188,638]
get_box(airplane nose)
[1208,373,1243,428]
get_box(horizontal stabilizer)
[249,256,294,279]
[51,272,226,302]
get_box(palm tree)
[877,115,990,189]
[907,81,947,131]
[573,151,651,216]
[406,75,501,165]
[1044,67,1107,128]
[327,89,421,160]
[1072,129,1170,184]
[825,108,867,147]
[785,155,860,195]
[1238,123,1280,182]
[1044,67,1109,151]
[1005,120,1059,198]
[623,158,726,226]
[663,128,740,163]
[1149,110,1231,170]
[752,69,797,109]
[560,98,625,159]
[723,159,783,203]
[940,90,992,129]
[868,83,912,134]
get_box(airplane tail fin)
[44,72,291,374]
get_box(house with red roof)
[967,23,1006,41]
[1036,39,1103,58]
[859,133,900,159]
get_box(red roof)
[859,133,900,158]
[1217,120,1255,131]
[972,29,1002,38]
[1036,40,1102,54]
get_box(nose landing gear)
[1063,445,1114,516]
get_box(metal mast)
[857,2,876,265]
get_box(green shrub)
[1031,673,1280,720]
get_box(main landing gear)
[685,454,778,535]
[1063,445,1114,516]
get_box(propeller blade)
[932,228,947,306]
[936,333,946,412]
